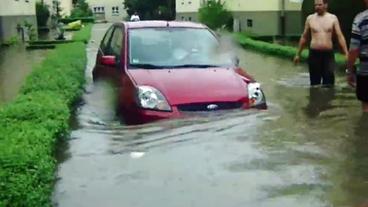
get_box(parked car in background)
[93,21,266,124]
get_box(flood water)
[53,24,368,207]
[0,45,48,105]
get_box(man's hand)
[347,73,356,88]
[293,55,301,65]
[345,53,349,61]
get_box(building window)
[247,19,253,27]
[188,1,192,4]
[181,16,185,21]
[188,17,192,21]
[25,0,29,2]
[94,7,105,14]
[112,6,119,15]
[181,1,184,5]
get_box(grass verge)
[0,24,92,207]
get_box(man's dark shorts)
[308,49,335,86]
[356,75,368,102]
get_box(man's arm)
[346,48,359,87]
[294,16,311,64]
[333,16,349,58]
[346,14,362,87]
[347,49,359,70]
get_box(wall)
[0,0,36,16]
[60,0,72,17]
[284,10,302,36]
[0,0,37,44]
[87,0,127,22]
[175,12,198,21]
[226,0,280,11]
[233,11,280,36]
[176,0,201,13]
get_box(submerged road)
[53,24,368,207]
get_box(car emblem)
[206,104,219,110]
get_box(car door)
[93,26,114,80]
[106,26,124,81]
[94,25,123,81]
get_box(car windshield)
[128,27,235,69]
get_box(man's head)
[314,0,328,15]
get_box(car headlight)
[248,82,266,107]
[137,86,171,111]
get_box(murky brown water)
[0,45,48,105]
[53,24,368,207]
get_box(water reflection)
[0,45,48,105]
[304,87,335,118]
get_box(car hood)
[128,68,248,105]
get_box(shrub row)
[0,25,91,207]
[59,17,95,24]
[234,33,346,66]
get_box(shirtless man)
[294,0,348,86]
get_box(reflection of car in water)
[92,21,267,124]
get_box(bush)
[59,17,95,24]
[0,25,91,206]
[198,0,233,31]
[36,2,50,27]
[70,0,93,18]
[234,33,346,66]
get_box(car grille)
[177,102,243,112]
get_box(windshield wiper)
[169,64,220,68]
[129,63,166,69]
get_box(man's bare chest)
[310,18,334,33]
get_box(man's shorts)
[356,75,368,102]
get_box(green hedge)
[0,25,91,206]
[234,33,346,66]
[60,17,95,24]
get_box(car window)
[128,27,234,69]
[109,27,123,56]
[101,26,114,52]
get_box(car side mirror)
[100,55,116,66]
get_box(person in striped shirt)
[347,0,368,112]
[294,0,348,86]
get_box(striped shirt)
[351,9,368,75]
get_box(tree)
[302,0,365,44]
[198,0,233,31]
[70,0,92,18]
[123,0,175,20]
[36,2,50,27]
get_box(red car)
[93,21,266,124]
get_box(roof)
[123,20,207,29]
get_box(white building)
[176,0,303,36]
[0,0,37,44]
[86,0,128,22]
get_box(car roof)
[122,20,207,29]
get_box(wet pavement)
[53,24,368,207]
[0,45,48,105]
